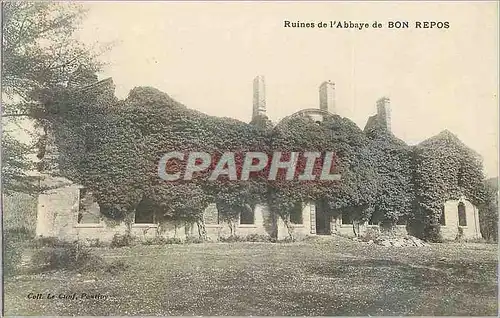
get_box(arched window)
[240,205,255,225]
[203,203,220,225]
[458,202,467,226]
[77,188,100,224]
[135,199,156,224]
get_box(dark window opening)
[341,213,352,225]
[458,202,467,226]
[240,205,255,225]
[135,199,156,224]
[290,202,303,224]
[78,188,88,212]
[439,206,446,225]
[315,201,331,235]
[368,215,378,225]
[77,188,100,224]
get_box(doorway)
[315,201,331,235]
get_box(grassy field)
[4,236,498,316]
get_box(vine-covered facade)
[35,76,485,242]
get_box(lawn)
[3,236,498,316]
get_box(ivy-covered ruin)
[33,77,489,242]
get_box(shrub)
[28,237,107,248]
[142,236,180,245]
[29,236,73,248]
[142,238,156,245]
[31,241,104,272]
[425,225,444,243]
[30,241,130,275]
[218,235,244,243]
[164,237,183,244]
[4,239,22,276]
[86,238,106,248]
[360,227,382,241]
[245,233,272,242]
[184,236,204,244]
[4,227,33,243]
[218,234,274,243]
[277,236,296,243]
[110,233,135,248]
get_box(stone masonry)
[35,77,483,242]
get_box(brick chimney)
[319,81,336,114]
[376,97,391,132]
[252,75,266,119]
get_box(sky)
[71,1,498,177]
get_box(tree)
[1,133,37,195]
[1,2,109,193]
[2,2,104,105]
[479,178,498,241]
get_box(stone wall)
[277,202,315,239]
[36,185,483,243]
[36,187,282,242]
[440,199,482,240]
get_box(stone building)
[35,76,483,242]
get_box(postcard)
[1,1,498,316]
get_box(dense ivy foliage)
[410,130,486,241]
[40,84,489,241]
[365,126,414,229]
[478,178,498,241]
[263,114,380,235]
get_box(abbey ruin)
[35,76,483,243]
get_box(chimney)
[252,75,266,119]
[376,97,391,132]
[319,81,335,114]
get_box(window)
[77,188,100,224]
[439,206,446,226]
[240,205,255,225]
[368,215,378,226]
[290,202,303,224]
[458,202,467,226]
[135,199,156,224]
[204,203,220,225]
[341,213,352,225]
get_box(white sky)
[72,1,498,177]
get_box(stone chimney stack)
[252,75,266,119]
[376,97,391,132]
[319,81,336,114]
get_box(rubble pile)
[353,235,428,247]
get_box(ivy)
[40,84,489,241]
[410,130,486,241]
[365,126,414,229]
